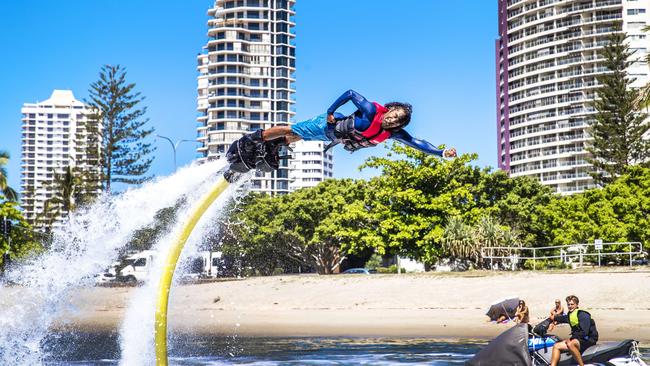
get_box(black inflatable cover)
[466,324,532,366]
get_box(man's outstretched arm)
[327,89,375,116]
[391,130,455,157]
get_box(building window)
[628,9,646,15]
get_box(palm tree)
[474,216,503,249]
[0,150,18,201]
[473,216,508,269]
[442,216,477,264]
[54,166,80,214]
[35,166,82,231]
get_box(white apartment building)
[196,0,296,195]
[288,140,334,191]
[497,0,650,194]
[20,90,97,227]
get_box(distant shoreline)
[6,268,650,342]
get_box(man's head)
[519,300,526,307]
[566,295,579,312]
[555,299,561,307]
[382,102,412,130]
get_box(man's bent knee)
[553,341,570,351]
[567,339,583,353]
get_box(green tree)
[293,179,366,273]
[349,143,483,266]
[587,33,650,185]
[220,192,300,275]
[1,199,43,268]
[347,143,548,267]
[473,171,553,246]
[222,180,366,275]
[87,64,155,192]
[537,167,650,252]
[0,150,18,202]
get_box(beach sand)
[15,268,650,342]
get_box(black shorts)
[577,338,597,353]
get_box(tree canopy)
[86,64,156,191]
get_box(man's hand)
[443,147,457,158]
[327,113,335,123]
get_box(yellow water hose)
[155,176,230,365]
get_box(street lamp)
[155,135,199,171]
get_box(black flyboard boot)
[255,137,287,173]
[223,130,290,182]
[224,130,264,182]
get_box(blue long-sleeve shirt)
[327,90,444,156]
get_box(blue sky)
[0,1,497,192]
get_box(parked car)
[94,271,116,284]
[342,268,371,274]
[94,261,119,285]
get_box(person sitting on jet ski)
[224,89,457,177]
[549,295,599,366]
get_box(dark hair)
[384,102,412,129]
[566,295,579,304]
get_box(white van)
[183,251,222,278]
[118,250,156,283]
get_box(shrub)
[376,265,406,273]
[523,258,568,270]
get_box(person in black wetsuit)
[549,295,599,366]
[224,89,456,177]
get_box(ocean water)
[38,333,650,365]
[42,334,480,365]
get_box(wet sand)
[46,268,650,342]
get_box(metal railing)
[481,242,646,270]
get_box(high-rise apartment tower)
[288,140,334,191]
[20,90,98,228]
[497,0,649,194]
[196,0,296,194]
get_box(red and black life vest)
[335,102,392,152]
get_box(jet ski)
[466,323,647,366]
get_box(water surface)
[41,332,650,365]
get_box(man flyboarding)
[224,89,457,180]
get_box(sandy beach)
[9,268,650,342]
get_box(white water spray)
[119,169,249,366]
[0,159,228,365]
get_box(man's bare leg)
[550,340,585,366]
[566,339,585,366]
[261,126,302,143]
[550,341,568,366]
